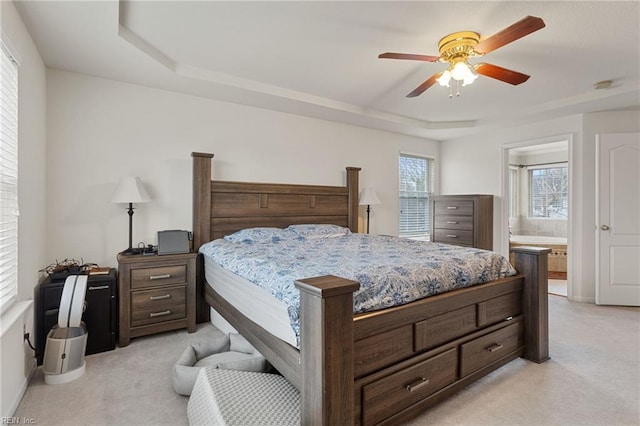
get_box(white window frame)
[509,166,519,218]
[0,38,19,315]
[528,163,569,219]
[398,153,435,240]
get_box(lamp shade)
[110,176,151,204]
[359,188,381,206]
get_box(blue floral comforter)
[199,227,516,345]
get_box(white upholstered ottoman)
[187,368,300,426]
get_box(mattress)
[200,225,517,347]
[204,257,298,348]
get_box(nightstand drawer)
[131,285,186,310]
[131,265,186,289]
[433,229,473,245]
[434,200,474,216]
[131,304,186,327]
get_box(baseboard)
[6,359,36,417]
[568,295,595,303]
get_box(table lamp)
[111,176,151,254]
[359,188,381,234]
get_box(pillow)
[223,227,296,243]
[286,224,351,239]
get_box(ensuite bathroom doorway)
[505,138,571,297]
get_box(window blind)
[0,41,19,315]
[529,164,568,218]
[399,154,435,238]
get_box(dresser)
[117,252,197,346]
[430,194,494,250]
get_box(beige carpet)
[15,296,640,425]
[548,279,567,297]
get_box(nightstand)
[117,252,197,347]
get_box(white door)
[596,132,640,306]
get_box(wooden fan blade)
[474,16,545,55]
[379,52,440,62]
[407,72,442,98]
[475,63,530,85]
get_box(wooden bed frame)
[191,152,550,425]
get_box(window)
[398,154,435,239]
[0,41,19,314]
[529,164,568,218]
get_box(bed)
[191,152,550,425]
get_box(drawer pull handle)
[446,206,458,210]
[486,343,504,353]
[406,377,430,392]
[446,234,458,238]
[150,294,171,301]
[149,274,171,280]
[446,221,458,224]
[149,310,171,318]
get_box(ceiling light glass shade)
[110,176,151,204]
[437,69,452,87]
[451,61,474,81]
[462,70,478,86]
[359,188,381,206]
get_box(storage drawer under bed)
[460,320,523,377]
[361,348,457,425]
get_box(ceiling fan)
[379,16,545,98]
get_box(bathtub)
[509,235,567,245]
[509,235,567,278]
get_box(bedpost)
[192,152,214,250]
[295,275,360,425]
[192,152,214,323]
[346,167,361,233]
[511,246,552,363]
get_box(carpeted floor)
[15,296,640,425]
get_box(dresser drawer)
[433,229,473,246]
[131,265,187,289]
[434,200,473,216]
[434,215,473,231]
[460,320,523,377]
[131,285,186,310]
[362,348,457,425]
[131,304,186,327]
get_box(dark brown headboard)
[192,152,361,250]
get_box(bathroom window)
[529,164,568,218]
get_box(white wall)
[441,110,640,303]
[0,1,47,417]
[46,69,439,267]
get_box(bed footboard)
[295,275,360,425]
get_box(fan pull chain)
[456,80,461,97]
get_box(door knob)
[601,225,610,231]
